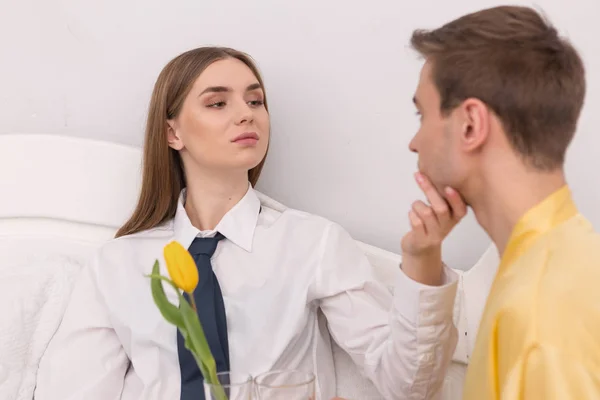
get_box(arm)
[501,345,600,400]
[35,257,129,400]
[320,173,467,399]
[317,222,459,400]
[451,245,501,365]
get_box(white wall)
[1,0,598,269]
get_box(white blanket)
[0,255,82,400]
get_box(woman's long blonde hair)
[116,47,269,238]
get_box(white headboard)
[0,133,142,263]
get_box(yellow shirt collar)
[500,185,578,271]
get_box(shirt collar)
[172,184,261,252]
[500,185,578,271]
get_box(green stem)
[185,330,227,400]
[189,293,197,312]
[180,294,227,399]
[206,369,228,400]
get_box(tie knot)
[188,233,225,257]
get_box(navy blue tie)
[177,233,229,400]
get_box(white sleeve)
[316,222,458,399]
[35,257,129,400]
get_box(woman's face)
[167,57,270,176]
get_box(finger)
[412,200,439,235]
[415,172,451,223]
[444,186,468,221]
[408,209,426,238]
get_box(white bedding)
[0,254,82,400]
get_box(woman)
[35,47,463,400]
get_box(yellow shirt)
[463,186,600,400]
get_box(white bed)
[0,133,499,399]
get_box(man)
[408,5,600,399]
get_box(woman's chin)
[234,151,266,170]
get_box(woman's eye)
[248,100,264,107]
[207,101,226,108]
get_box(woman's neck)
[184,169,250,231]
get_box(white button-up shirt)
[35,187,459,400]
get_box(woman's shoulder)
[93,220,175,263]
[255,189,351,239]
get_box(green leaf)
[178,296,228,399]
[182,330,210,378]
[179,295,217,372]
[148,260,185,329]
[147,272,180,292]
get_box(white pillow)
[0,255,82,400]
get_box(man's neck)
[468,166,566,256]
[184,168,249,231]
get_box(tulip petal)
[164,241,199,293]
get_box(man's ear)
[166,120,184,151]
[459,98,490,153]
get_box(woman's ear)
[460,98,490,153]
[166,120,184,151]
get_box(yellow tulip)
[163,241,198,293]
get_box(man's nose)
[408,136,418,153]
